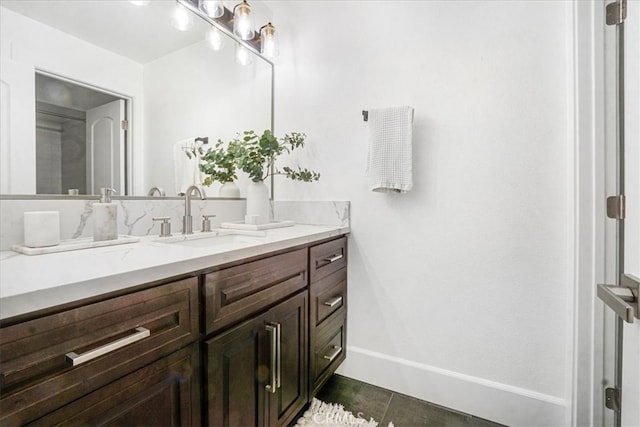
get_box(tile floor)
[311,374,505,427]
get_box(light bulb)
[207,26,224,51]
[233,1,255,41]
[130,0,150,5]
[172,3,194,32]
[200,0,224,18]
[235,44,252,66]
[260,23,278,58]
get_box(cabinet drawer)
[28,343,200,427]
[310,268,346,329]
[0,277,198,426]
[310,312,347,396]
[204,248,308,335]
[309,237,347,283]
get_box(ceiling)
[1,0,211,64]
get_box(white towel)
[366,106,414,193]
[173,138,199,195]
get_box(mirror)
[0,0,272,197]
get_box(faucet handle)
[202,214,216,233]
[153,216,172,237]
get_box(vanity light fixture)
[233,0,255,41]
[206,26,225,51]
[235,43,253,66]
[177,0,277,62]
[172,2,195,31]
[259,22,278,58]
[199,0,224,18]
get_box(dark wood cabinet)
[1,234,348,426]
[308,237,348,396]
[0,278,200,426]
[27,344,200,427]
[205,290,308,427]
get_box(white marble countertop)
[0,224,349,321]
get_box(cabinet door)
[27,344,200,427]
[205,291,308,427]
[205,316,268,427]
[265,291,308,427]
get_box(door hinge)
[606,0,627,25]
[605,387,621,412]
[607,195,626,220]
[121,120,129,131]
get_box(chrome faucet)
[147,186,165,197]
[183,185,206,234]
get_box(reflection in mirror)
[35,72,129,196]
[0,0,272,197]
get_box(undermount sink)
[154,230,267,248]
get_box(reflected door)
[86,99,125,195]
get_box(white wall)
[143,39,272,197]
[269,1,576,425]
[0,7,144,194]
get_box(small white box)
[24,211,60,248]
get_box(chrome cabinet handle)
[65,327,150,366]
[323,345,342,362]
[322,254,343,263]
[265,323,281,393]
[275,323,281,389]
[323,296,343,308]
[598,274,639,323]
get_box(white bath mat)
[295,398,394,427]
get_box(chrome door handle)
[597,274,639,323]
[265,323,281,393]
[322,254,343,263]
[66,327,150,366]
[323,296,343,308]
[323,345,342,362]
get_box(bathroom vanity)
[0,227,348,426]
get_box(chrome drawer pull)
[323,296,343,308]
[322,254,343,263]
[323,345,342,362]
[65,327,150,367]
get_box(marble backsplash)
[0,198,350,251]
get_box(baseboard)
[337,346,567,427]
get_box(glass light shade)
[130,0,150,5]
[206,26,225,51]
[233,1,255,41]
[172,2,194,31]
[200,0,225,18]
[260,23,278,58]
[235,44,252,66]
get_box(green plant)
[187,140,237,186]
[195,130,320,184]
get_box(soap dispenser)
[93,188,118,241]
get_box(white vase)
[245,181,270,225]
[219,181,241,198]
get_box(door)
[598,1,640,426]
[86,99,125,195]
[620,0,639,423]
